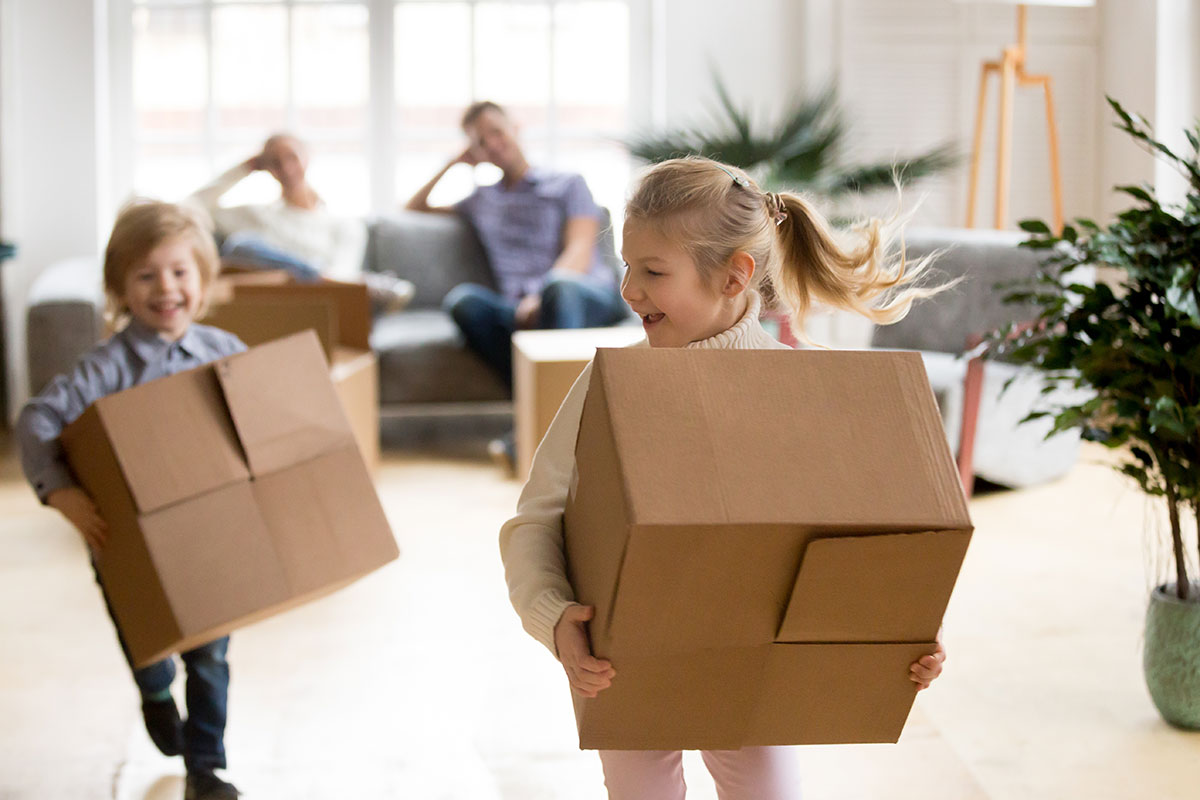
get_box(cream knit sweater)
[187,164,368,282]
[499,291,789,656]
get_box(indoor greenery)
[992,97,1200,601]
[623,74,957,196]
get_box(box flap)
[776,531,971,643]
[592,348,969,529]
[214,331,354,476]
[85,366,249,513]
[252,444,398,595]
[746,642,932,745]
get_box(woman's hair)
[623,156,951,336]
[103,199,220,324]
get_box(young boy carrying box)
[16,201,245,800]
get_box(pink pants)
[599,746,802,800]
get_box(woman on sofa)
[188,133,413,311]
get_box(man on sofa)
[405,100,626,469]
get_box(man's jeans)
[444,274,628,388]
[94,567,230,773]
[220,232,321,282]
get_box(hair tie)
[766,192,788,226]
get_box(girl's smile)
[620,222,749,348]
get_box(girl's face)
[620,221,735,348]
[121,235,205,341]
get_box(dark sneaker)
[487,435,517,478]
[140,696,184,757]
[185,771,241,800]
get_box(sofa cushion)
[364,212,497,310]
[370,309,509,405]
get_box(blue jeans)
[444,274,628,388]
[220,232,322,283]
[93,566,230,773]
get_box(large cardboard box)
[564,348,972,750]
[61,332,399,667]
[204,280,379,470]
[512,326,645,479]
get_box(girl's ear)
[721,251,756,297]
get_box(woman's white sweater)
[498,291,788,655]
[187,164,367,281]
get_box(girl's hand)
[46,487,107,550]
[910,637,946,691]
[554,605,616,698]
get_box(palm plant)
[624,74,958,196]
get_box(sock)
[144,687,173,703]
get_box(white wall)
[655,0,807,127]
[1,0,111,421]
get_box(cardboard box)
[204,281,379,470]
[512,326,645,479]
[61,331,398,667]
[563,348,972,750]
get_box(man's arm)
[549,215,600,276]
[405,148,475,214]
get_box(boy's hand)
[515,294,541,329]
[554,605,615,698]
[910,636,946,691]
[46,487,107,550]
[452,145,480,168]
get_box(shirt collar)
[121,318,200,363]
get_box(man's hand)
[452,145,480,168]
[515,294,541,329]
[554,605,616,698]
[46,487,107,550]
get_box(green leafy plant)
[991,97,1200,601]
[623,75,957,195]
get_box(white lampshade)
[954,0,1093,5]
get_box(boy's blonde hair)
[103,200,220,325]
[624,157,948,336]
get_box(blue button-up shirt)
[17,320,247,503]
[456,167,612,302]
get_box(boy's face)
[620,221,729,348]
[122,235,204,341]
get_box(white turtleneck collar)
[683,291,787,351]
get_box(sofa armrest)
[25,257,104,395]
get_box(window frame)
[108,0,659,216]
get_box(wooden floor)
[1,436,1198,799]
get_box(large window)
[118,0,638,218]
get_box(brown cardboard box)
[60,331,398,668]
[203,281,379,470]
[511,327,645,479]
[563,348,972,750]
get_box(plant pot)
[1144,585,1200,730]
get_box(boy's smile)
[122,235,204,341]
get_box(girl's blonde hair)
[103,199,220,325]
[624,156,949,336]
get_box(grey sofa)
[868,227,1089,489]
[24,210,626,416]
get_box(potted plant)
[991,97,1200,728]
